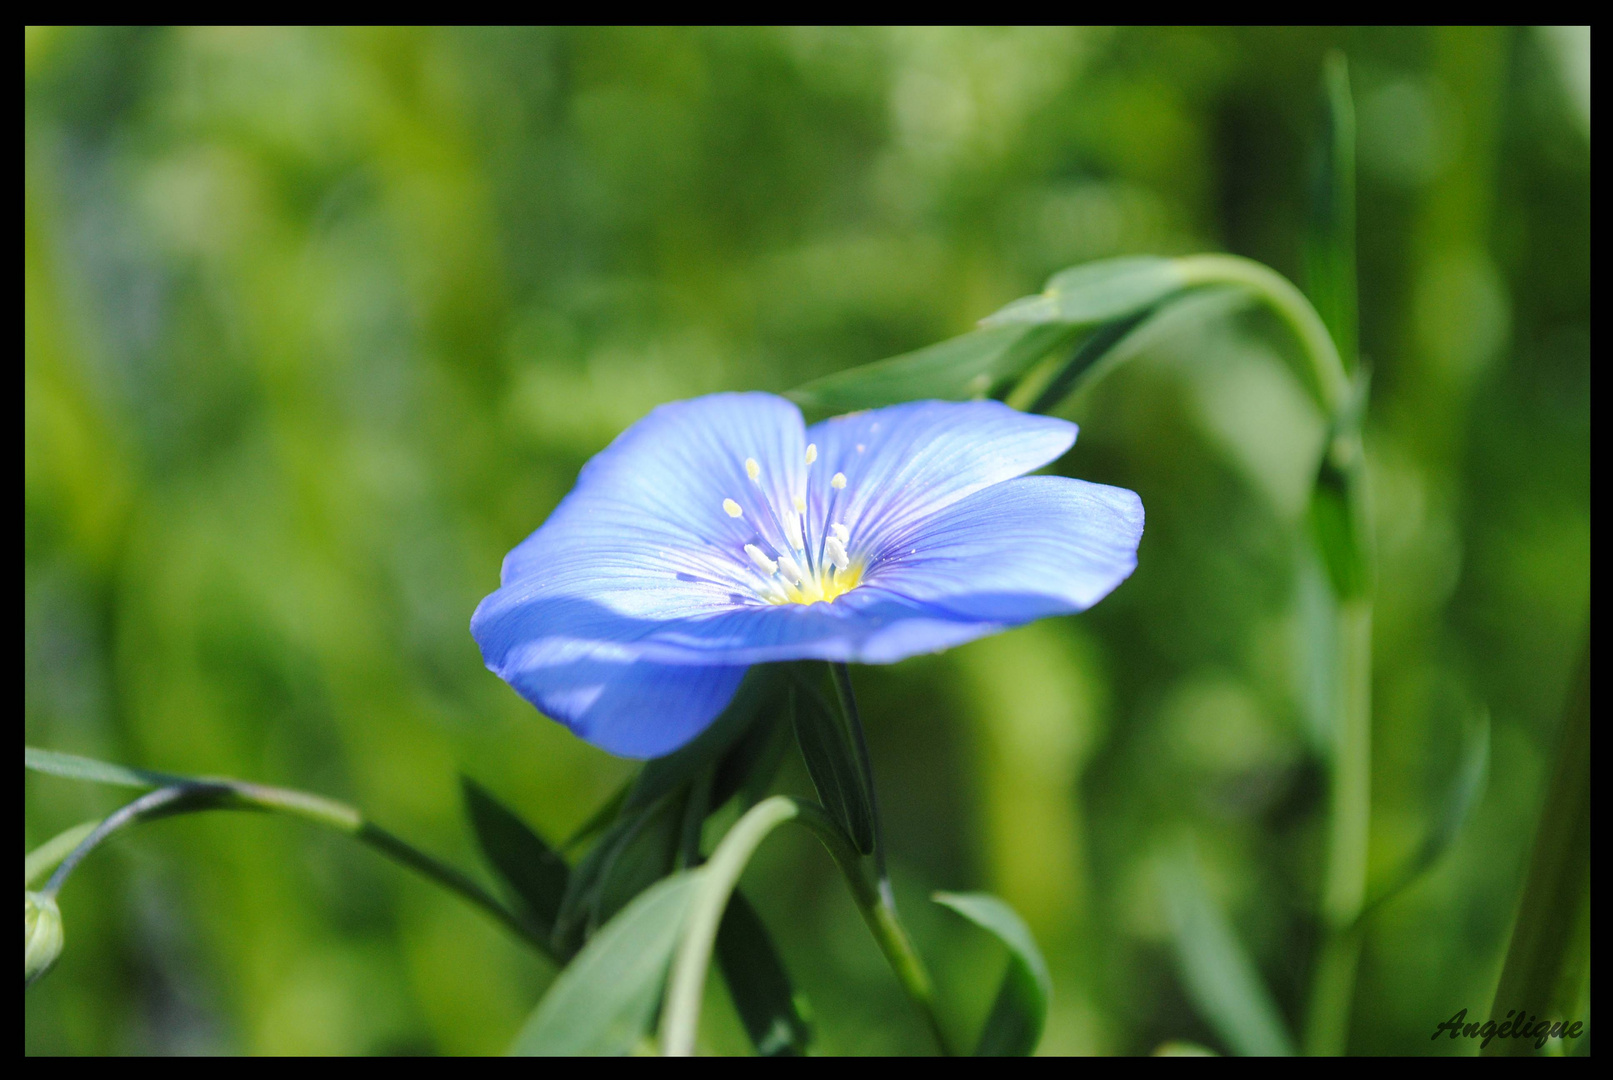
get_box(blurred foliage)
[25,26,1588,1055]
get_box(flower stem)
[825,663,954,1053]
[1165,254,1371,1056]
[1173,254,1351,418]
[792,802,955,1056]
[658,793,954,1055]
[34,773,550,959]
[26,820,104,888]
[39,785,225,900]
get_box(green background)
[25,26,1589,1055]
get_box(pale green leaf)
[511,871,703,1056]
[1157,846,1294,1056]
[933,891,1050,1056]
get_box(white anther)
[745,458,760,482]
[805,444,818,464]
[776,552,807,586]
[782,512,805,551]
[723,498,743,518]
[855,444,865,454]
[831,472,847,489]
[793,494,806,514]
[825,536,850,572]
[745,544,778,575]
[831,522,849,543]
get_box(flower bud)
[25,891,64,987]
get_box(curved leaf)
[511,871,703,1056]
[981,256,1186,328]
[933,891,1050,1056]
[787,323,1075,417]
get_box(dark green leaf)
[26,747,190,790]
[981,256,1186,329]
[1156,846,1294,1056]
[787,323,1076,417]
[715,889,812,1056]
[510,870,702,1056]
[1309,450,1369,600]
[553,791,685,955]
[626,666,783,816]
[562,775,633,853]
[1304,51,1358,374]
[1026,307,1158,415]
[710,706,790,812]
[461,777,570,938]
[595,789,685,930]
[789,673,874,855]
[933,891,1051,1056]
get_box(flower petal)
[498,391,809,616]
[491,633,748,759]
[868,475,1144,621]
[805,400,1076,558]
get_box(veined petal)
[805,400,1076,557]
[869,475,1143,621]
[498,392,809,618]
[491,634,747,759]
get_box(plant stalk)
[32,772,549,959]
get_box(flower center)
[723,445,861,606]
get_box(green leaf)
[1156,846,1295,1057]
[787,323,1076,417]
[25,747,190,790]
[461,777,570,939]
[1304,51,1358,374]
[1361,709,1489,918]
[26,821,99,887]
[511,870,703,1056]
[710,706,790,812]
[933,891,1051,1056]
[715,889,812,1055]
[552,792,685,955]
[1308,434,1370,601]
[1025,307,1158,415]
[981,256,1186,329]
[562,775,633,852]
[626,666,783,816]
[789,673,874,855]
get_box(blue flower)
[472,393,1143,758]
